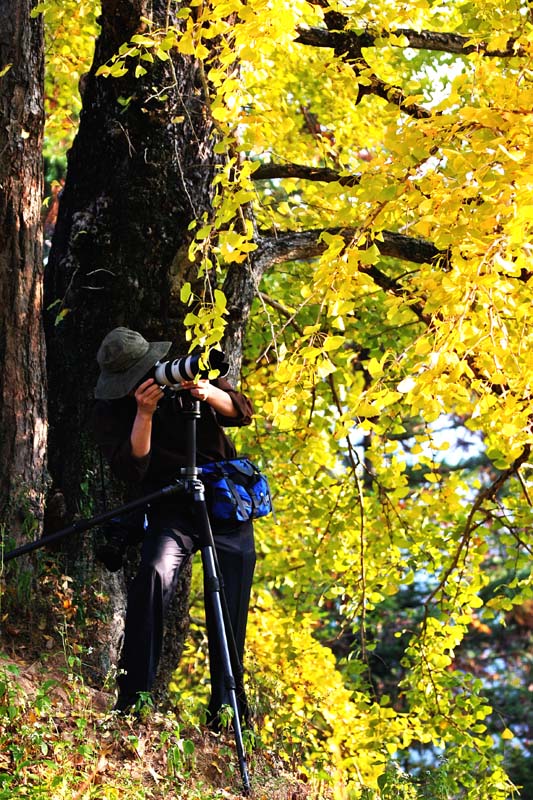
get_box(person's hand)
[134,378,163,417]
[180,379,212,402]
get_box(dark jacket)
[90,379,253,495]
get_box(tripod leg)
[193,490,251,796]
[200,543,251,795]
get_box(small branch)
[328,374,368,661]
[258,291,304,335]
[516,468,533,507]
[424,445,532,610]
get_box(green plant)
[161,726,196,778]
[217,702,234,731]
[357,759,467,800]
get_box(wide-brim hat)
[95,327,171,400]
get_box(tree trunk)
[45,0,218,509]
[0,1,46,541]
[43,0,229,697]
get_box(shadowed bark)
[44,0,222,698]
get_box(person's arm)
[180,379,239,418]
[130,378,165,458]
[91,398,151,484]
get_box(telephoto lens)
[154,349,229,387]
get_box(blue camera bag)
[201,458,272,522]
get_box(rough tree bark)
[0,1,46,541]
[43,0,232,696]
[45,0,220,505]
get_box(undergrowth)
[0,547,457,799]
[0,649,313,800]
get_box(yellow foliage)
[36,0,99,155]
[41,0,533,794]
[246,592,394,790]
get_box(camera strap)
[99,448,109,512]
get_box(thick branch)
[253,227,450,324]
[252,229,526,397]
[253,162,360,186]
[255,227,447,269]
[296,25,525,59]
[224,227,435,347]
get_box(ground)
[0,646,319,800]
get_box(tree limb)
[253,227,450,324]
[253,162,360,186]
[296,25,525,59]
[255,227,448,270]
[238,225,521,404]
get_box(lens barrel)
[154,349,229,387]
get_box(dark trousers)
[116,512,256,718]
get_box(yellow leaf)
[176,33,195,55]
[414,338,431,355]
[211,104,233,122]
[322,335,345,352]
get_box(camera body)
[95,512,145,572]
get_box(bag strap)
[220,467,250,517]
[230,458,256,477]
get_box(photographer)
[90,327,256,725]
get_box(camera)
[154,348,229,388]
[95,512,145,572]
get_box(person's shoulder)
[91,397,133,427]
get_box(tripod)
[2,396,252,796]
[176,395,252,794]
